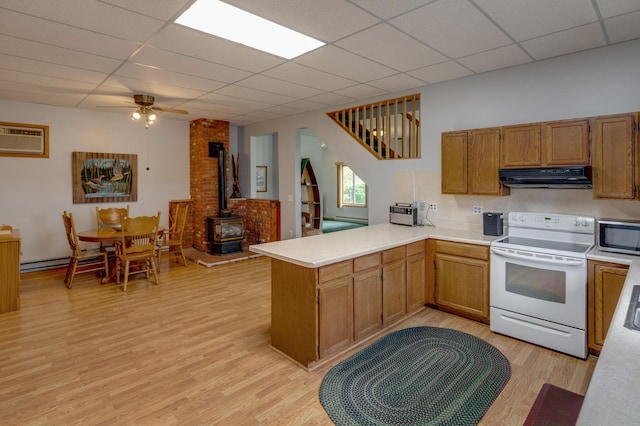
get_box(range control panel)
[509,211,595,233]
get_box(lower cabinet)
[270,241,427,368]
[587,260,628,354]
[427,239,490,323]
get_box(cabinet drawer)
[354,252,380,272]
[383,246,405,264]
[406,241,425,257]
[318,260,352,284]
[435,240,489,261]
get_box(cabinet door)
[435,253,489,322]
[542,119,590,166]
[353,268,382,340]
[406,253,426,313]
[382,260,406,325]
[592,114,636,199]
[469,128,506,195]
[441,131,468,194]
[501,124,541,168]
[588,261,628,353]
[318,276,353,359]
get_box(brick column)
[189,119,229,252]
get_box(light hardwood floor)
[0,256,597,425]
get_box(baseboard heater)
[333,216,368,224]
[20,257,69,273]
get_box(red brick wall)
[189,119,229,252]
[228,198,281,248]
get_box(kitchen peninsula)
[250,223,496,368]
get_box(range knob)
[581,219,589,227]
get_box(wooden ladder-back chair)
[96,205,129,251]
[157,204,189,271]
[62,211,109,288]
[116,212,160,292]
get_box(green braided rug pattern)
[319,327,511,426]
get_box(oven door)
[490,246,586,329]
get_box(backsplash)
[393,171,640,233]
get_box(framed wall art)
[256,166,267,192]
[72,152,137,204]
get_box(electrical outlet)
[473,206,483,214]
[429,203,438,212]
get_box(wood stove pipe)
[208,141,227,213]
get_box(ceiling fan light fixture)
[131,110,141,120]
[147,111,157,121]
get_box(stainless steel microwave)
[598,219,640,256]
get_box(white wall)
[0,100,190,264]
[242,39,640,238]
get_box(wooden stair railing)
[327,94,420,160]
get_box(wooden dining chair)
[115,212,160,292]
[61,211,109,288]
[96,205,129,251]
[156,204,189,271]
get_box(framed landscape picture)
[72,152,137,204]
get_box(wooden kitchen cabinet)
[441,129,508,196]
[501,123,542,168]
[592,113,637,199]
[406,241,426,313]
[382,246,407,325]
[542,119,590,166]
[587,260,628,354]
[353,253,382,341]
[318,274,353,359]
[0,229,21,314]
[429,240,490,323]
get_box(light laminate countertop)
[249,223,498,267]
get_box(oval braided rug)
[319,327,511,426]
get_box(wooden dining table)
[77,227,164,284]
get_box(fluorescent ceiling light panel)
[175,0,325,59]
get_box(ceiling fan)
[97,94,188,128]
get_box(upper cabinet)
[442,129,509,196]
[592,113,637,199]
[500,120,590,169]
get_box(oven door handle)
[491,247,585,266]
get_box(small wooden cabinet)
[428,240,490,323]
[406,241,426,313]
[0,229,21,314]
[382,246,407,325]
[542,119,590,166]
[318,265,353,359]
[441,129,508,196]
[501,123,542,168]
[587,260,628,354]
[592,113,637,199]
[353,253,382,341]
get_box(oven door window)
[505,262,566,304]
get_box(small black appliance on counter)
[483,212,503,236]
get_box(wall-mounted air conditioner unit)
[0,122,49,158]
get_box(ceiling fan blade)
[153,106,189,114]
[96,105,137,109]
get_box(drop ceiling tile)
[605,11,640,43]
[390,0,512,58]
[367,73,426,93]
[282,99,327,112]
[336,24,447,72]
[476,0,598,42]
[0,68,99,93]
[116,63,227,92]
[132,47,252,83]
[150,25,285,73]
[221,0,380,42]
[238,110,284,122]
[198,92,273,110]
[235,75,324,99]
[263,104,306,116]
[215,85,297,105]
[0,34,122,73]
[0,54,108,85]
[521,22,606,60]
[0,9,140,59]
[349,0,435,19]
[458,44,532,73]
[337,84,389,100]
[294,45,397,82]
[181,99,248,115]
[263,62,356,92]
[101,0,193,20]
[596,0,640,18]
[0,0,164,41]
[0,82,87,107]
[408,61,473,84]
[102,75,208,100]
[304,91,356,106]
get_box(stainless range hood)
[499,166,592,189]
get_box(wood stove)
[207,215,243,254]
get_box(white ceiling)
[1,0,639,127]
